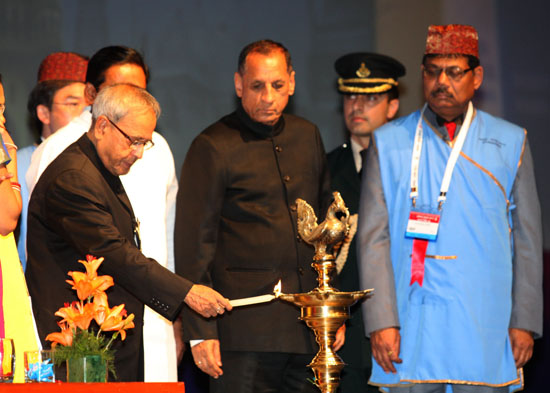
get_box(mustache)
[431,87,453,97]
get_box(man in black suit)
[327,52,405,393]
[175,39,334,393]
[25,84,231,381]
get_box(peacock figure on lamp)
[296,191,350,291]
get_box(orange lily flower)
[66,271,93,300]
[45,321,74,347]
[99,304,135,341]
[91,275,114,293]
[80,255,105,279]
[66,271,114,300]
[115,313,135,341]
[55,301,96,330]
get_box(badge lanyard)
[407,101,474,286]
[410,101,474,209]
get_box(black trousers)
[210,351,319,393]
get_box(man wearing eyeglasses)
[326,52,405,393]
[25,48,232,382]
[27,46,182,382]
[26,83,231,382]
[358,25,542,393]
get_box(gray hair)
[92,83,161,122]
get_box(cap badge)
[356,63,371,78]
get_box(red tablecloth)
[0,382,185,392]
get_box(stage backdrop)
[0,0,548,248]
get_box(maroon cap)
[37,52,88,82]
[425,24,479,58]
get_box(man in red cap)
[17,52,89,270]
[31,52,89,140]
[358,25,542,392]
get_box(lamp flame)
[273,280,282,297]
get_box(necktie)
[444,121,457,141]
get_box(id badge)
[405,211,440,241]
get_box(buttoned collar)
[236,103,285,138]
[77,134,124,192]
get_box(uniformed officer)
[327,52,406,393]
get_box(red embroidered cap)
[37,52,88,83]
[425,24,479,58]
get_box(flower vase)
[66,355,108,382]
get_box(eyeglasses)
[0,104,5,115]
[106,117,154,151]
[423,65,474,81]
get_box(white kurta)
[121,133,179,382]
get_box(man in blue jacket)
[358,24,542,393]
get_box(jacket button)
[275,145,283,152]
[298,267,304,275]
[296,235,301,242]
[283,175,290,182]
[290,204,297,212]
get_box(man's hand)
[370,327,402,373]
[333,324,346,351]
[184,284,232,318]
[191,339,223,378]
[509,328,534,368]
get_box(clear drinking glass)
[25,350,56,383]
[0,338,15,383]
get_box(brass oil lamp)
[277,192,373,393]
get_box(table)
[0,382,185,392]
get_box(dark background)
[1,0,548,391]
